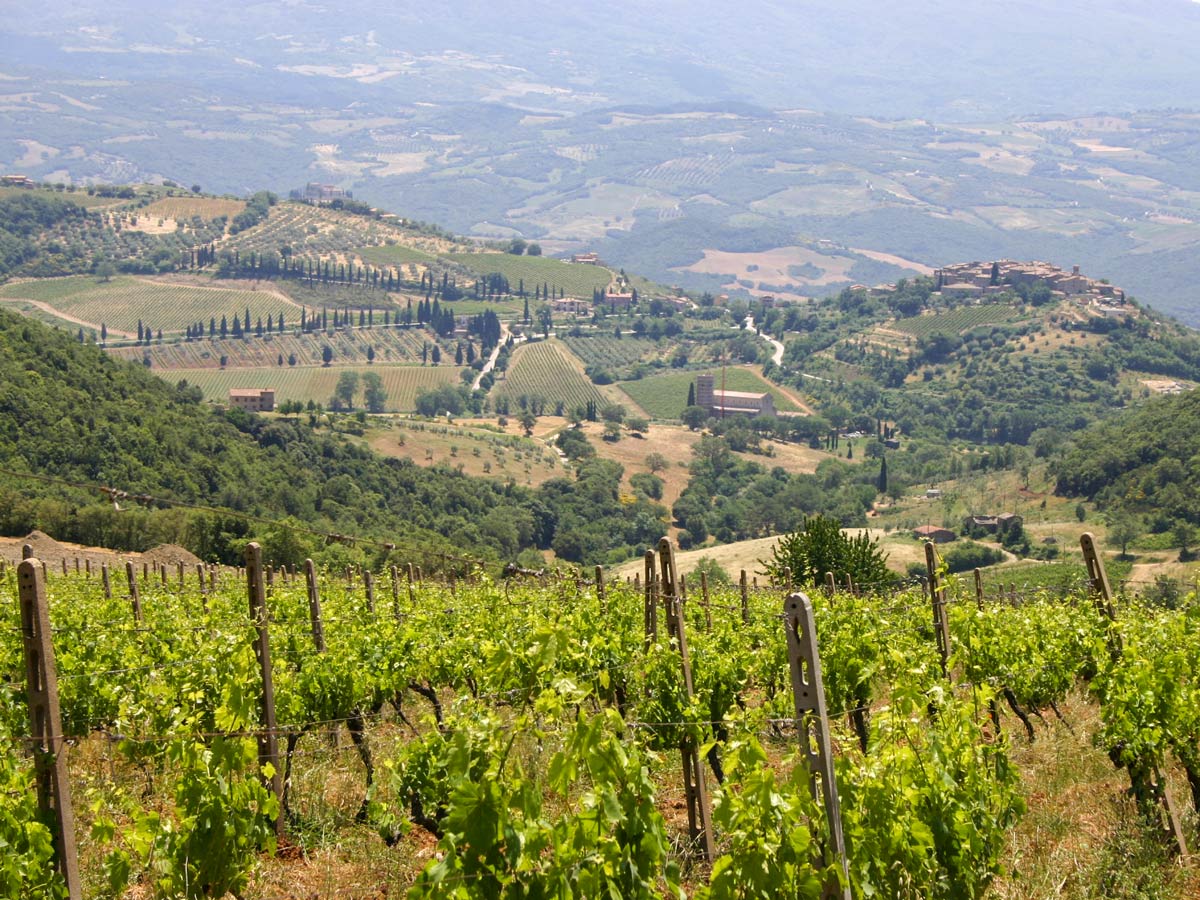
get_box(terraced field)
[444,253,614,298]
[491,338,606,410]
[618,367,801,419]
[166,364,464,412]
[0,276,295,334]
[892,304,1025,337]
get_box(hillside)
[0,308,670,567]
[1053,388,1200,536]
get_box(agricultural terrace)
[369,420,562,484]
[0,276,295,335]
[109,324,434,369]
[444,252,614,297]
[492,338,607,411]
[619,367,801,420]
[169,364,464,412]
[891,304,1026,337]
[142,196,246,222]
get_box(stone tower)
[695,373,715,414]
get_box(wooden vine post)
[390,565,400,618]
[594,565,605,613]
[101,563,112,600]
[657,538,715,862]
[364,570,376,614]
[125,560,142,623]
[245,542,284,837]
[18,559,82,899]
[1080,532,1186,857]
[784,591,851,900]
[924,542,951,678]
[304,558,326,653]
[643,550,657,647]
[740,569,750,624]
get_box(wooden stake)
[924,542,951,679]
[125,560,142,623]
[18,559,82,899]
[740,569,750,625]
[304,558,325,653]
[784,591,851,900]
[245,543,284,837]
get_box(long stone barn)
[695,373,776,418]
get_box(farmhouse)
[571,252,604,265]
[914,525,956,543]
[552,298,590,314]
[1,174,35,188]
[695,373,776,418]
[228,388,276,412]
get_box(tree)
[366,345,375,364]
[687,382,696,408]
[645,452,668,473]
[764,515,893,588]
[626,416,649,436]
[877,455,888,493]
[681,406,708,431]
[1172,520,1196,561]
[431,345,442,365]
[321,346,333,366]
[95,260,116,283]
[526,243,542,256]
[333,370,359,410]
[536,304,553,338]
[362,371,387,413]
[1105,511,1142,559]
[518,410,537,436]
[600,404,626,425]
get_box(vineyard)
[560,333,664,373]
[0,276,296,335]
[443,252,615,298]
[2,536,1197,898]
[891,304,1025,338]
[492,338,608,411]
[620,367,801,420]
[166,364,464,412]
[109,324,433,369]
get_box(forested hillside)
[0,309,665,566]
[1053,389,1200,532]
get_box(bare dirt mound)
[141,544,202,567]
[22,530,64,558]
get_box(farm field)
[891,303,1026,337]
[368,420,562,485]
[142,195,246,221]
[491,338,608,411]
[108,324,434,369]
[356,244,437,266]
[166,364,464,412]
[560,333,664,372]
[0,276,297,334]
[618,366,801,420]
[444,252,614,297]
